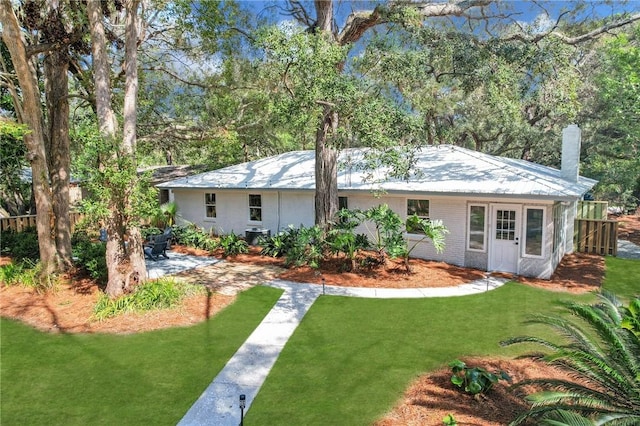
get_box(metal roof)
[159,146,596,201]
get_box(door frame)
[488,203,522,274]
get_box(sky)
[245,0,640,30]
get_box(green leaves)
[449,359,511,395]
[502,292,640,425]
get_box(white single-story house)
[159,125,596,279]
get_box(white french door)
[489,204,521,274]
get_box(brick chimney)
[561,124,581,182]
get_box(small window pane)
[526,208,544,256]
[407,199,429,217]
[249,208,261,221]
[205,193,216,204]
[206,206,216,218]
[496,209,515,240]
[249,194,261,207]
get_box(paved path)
[177,283,324,426]
[617,239,640,260]
[146,251,221,279]
[177,275,508,426]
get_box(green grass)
[247,283,592,425]
[2,255,635,425]
[0,286,283,426]
[602,256,640,299]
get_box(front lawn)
[1,254,635,425]
[602,256,640,299]
[0,286,282,426]
[247,283,593,425]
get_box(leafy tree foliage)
[582,23,640,209]
[0,121,30,215]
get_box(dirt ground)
[1,212,637,424]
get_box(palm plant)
[501,291,640,425]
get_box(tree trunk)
[0,0,57,274]
[44,48,73,270]
[314,106,339,230]
[87,0,146,298]
[122,0,147,281]
[313,0,339,230]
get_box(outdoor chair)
[144,234,169,261]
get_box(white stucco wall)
[171,189,315,236]
[171,187,564,278]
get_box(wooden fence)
[574,218,618,256]
[577,200,608,220]
[0,212,84,233]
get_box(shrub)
[449,359,511,395]
[172,223,217,251]
[72,233,108,284]
[0,259,56,293]
[93,278,199,320]
[260,225,324,268]
[0,227,39,262]
[218,232,249,256]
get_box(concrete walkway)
[617,239,640,260]
[145,251,221,279]
[177,275,508,426]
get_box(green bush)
[261,225,324,268]
[0,259,55,293]
[0,259,37,286]
[260,227,297,258]
[0,227,39,262]
[93,278,199,320]
[218,232,248,256]
[72,232,108,284]
[449,359,511,395]
[172,223,218,251]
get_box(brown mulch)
[375,357,579,426]
[0,247,607,334]
[617,213,640,246]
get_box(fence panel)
[0,212,84,233]
[574,218,618,256]
[577,201,608,220]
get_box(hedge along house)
[159,125,595,279]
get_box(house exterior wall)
[171,189,315,236]
[171,187,568,279]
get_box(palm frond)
[503,292,640,426]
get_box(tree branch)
[503,12,640,45]
[337,0,493,45]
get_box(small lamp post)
[239,394,246,426]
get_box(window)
[467,204,487,251]
[495,209,516,241]
[406,199,429,233]
[525,207,544,257]
[338,196,348,211]
[249,194,262,221]
[205,193,216,218]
